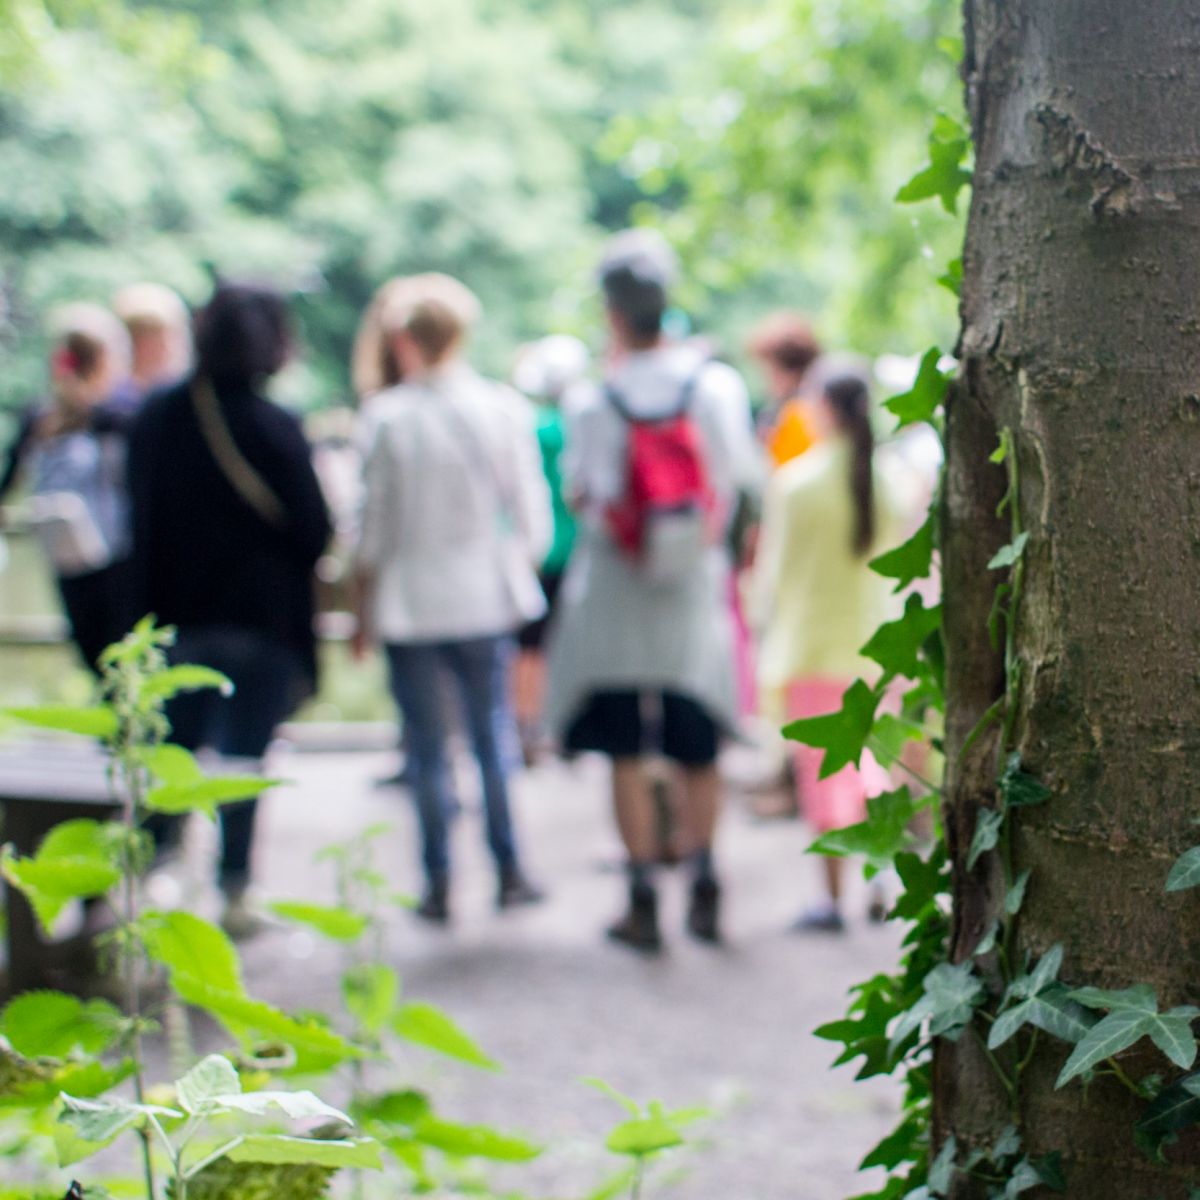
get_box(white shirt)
[356,363,551,642]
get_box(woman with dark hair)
[749,365,912,933]
[128,281,332,935]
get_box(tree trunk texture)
[940,2,1200,1195]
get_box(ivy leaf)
[989,988,1095,1051]
[896,115,972,214]
[1004,1159,1044,1198]
[1031,1151,1067,1192]
[413,1117,540,1162]
[927,1134,957,1195]
[861,595,943,682]
[392,1002,497,1071]
[973,920,1000,958]
[1069,984,1157,1013]
[782,679,880,779]
[226,1135,381,1169]
[175,1055,241,1113]
[1057,1009,1156,1087]
[988,532,1029,571]
[1166,845,1200,892]
[605,1117,683,1157]
[884,348,950,430]
[809,788,919,876]
[859,1114,924,1171]
[269,901,369,943]
[937,257,963,297]
[1135,1072,1200,1159]
[1005,869,1032,916]
[892,847,950,922]
[890,963,984,1053]
[999,754,1051,808]
[341,964,398,1035]
[2,705,118,740]
[1012,944,1064,1001]
[869,515,935,592]
[1145,1007,1200,1070]
[966,809,1003,870]
[2,992,122,1058]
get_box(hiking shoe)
[607,884,661,954]
[220,895,269,941]
[415,881,450,924]
[686,877,721,944]
[791,905,846,935]
[497,869,546,910]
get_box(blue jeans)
[385,635,520,884]
[162,627,301,891]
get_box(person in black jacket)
[128,281,332,936]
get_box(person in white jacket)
[353,274,552,921]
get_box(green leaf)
[809,787,919,875]
[1166,845,1200,892]
[58,1094,180,1154]
[2,705,118,740]
[1145,1007,1200,1070]
[1056,1008,1155,1087]
[142,910,243,995]
[896,117,972,214]
[139,664,233,704]
[2,992,122,1058]
[605,1116,683,1157]
[1005,869,1031,915]
[270,901,369,943]
[999,754,1051,808]
[990,988,1094,1051]
[175,1055,240,1113]
[859,1114,924,1171]
[413,1117,540,1161]
[890,963,984,1053]
[1069,984,1157,1013]
[1135,1073,1200,1158]
[783,679,880,779]
[214,1090,351,1124]
[869,515,935,592]
[860,595,942,682]
[140,743,203,787]
[966,809,1003,870]
[1031,1151,1067,1192]
[342,964,398,1035]
[884,348,949,430]
[973,920,999,958]
[937,257,963,297]
[868,712,926,769]
[927,1134,957,1194]
[392,1002,497,1070]
[225,1135,382,1170]
[353,1089,431,1129]
[988,532,1029,571]
[146,775,276,819]
[892,846,950,921]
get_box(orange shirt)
[766,398,819,469]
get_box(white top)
[355,363,552,643]
[545,345,763,735]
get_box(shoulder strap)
[191,376,287,529]
[605,360,709,425]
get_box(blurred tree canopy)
[1,0,959,416]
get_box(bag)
[605,368,714,587]
[28,428,126,576]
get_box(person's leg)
[444,635,542,906]
[384,642,454,917]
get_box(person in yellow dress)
[746,312,822,470]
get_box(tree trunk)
[939,2,1200,1195]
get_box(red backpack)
[605,368,715,586]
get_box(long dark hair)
[824,372,875,557]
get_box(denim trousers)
[161,627,301,891]
[384,634,520,884]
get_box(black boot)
[607,881,661,953]
[416,877,449,923]
[497,865,545,910]
[686,876,721,944]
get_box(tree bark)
[939,2,1200,1194]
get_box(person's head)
[351,277,415,400]
[113,283,192,392]
[512,335,590,405]
[47,302,131,412]
[597,229,679,351]
[747,312,821,405]
[194,281,291,386]
[379,273,480,377]
[820,368,876,557]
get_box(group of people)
[1,228,930,947]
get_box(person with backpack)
[0,302,138,672]
[351,273,551,923]
[545,230,761,952]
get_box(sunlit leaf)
[225,1135,381,1169]
[869,514,935,592]
[2,706,118,740]
[392,1002,497,1070]
[783,679,880,779]
[1,992,122,1058]
[270,901,369,943]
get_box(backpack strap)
[604,360,708,424]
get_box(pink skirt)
[787,678,890,833]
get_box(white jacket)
[356,364,552,643]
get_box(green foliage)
[1166,845,1200,892]
[870,515,935,594]
[782,678,881,779]
[895,114,972,215]
[267,901,368,943]
[172,1156,335,1200]
[1,992,122,1058]
[391,1002,498,1072]
[884,348,951,430]
[810,787,924,876]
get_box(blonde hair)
[351,276,413,399]
[112,282,192,379]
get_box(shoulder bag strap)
[191,376,287,529]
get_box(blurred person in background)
[546,230,760,952]
[749,366,911,933]
[351,273,550,923]
[747,312,823,471]
[112,282,193,403]
[0,302,137,672]
[511,334,590,764]
[128,281,332,936]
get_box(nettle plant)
[786,111,1200,1200]
[0,620,706,1200]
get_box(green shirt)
[535,404,575,574]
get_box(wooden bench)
[0,739,120,996]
